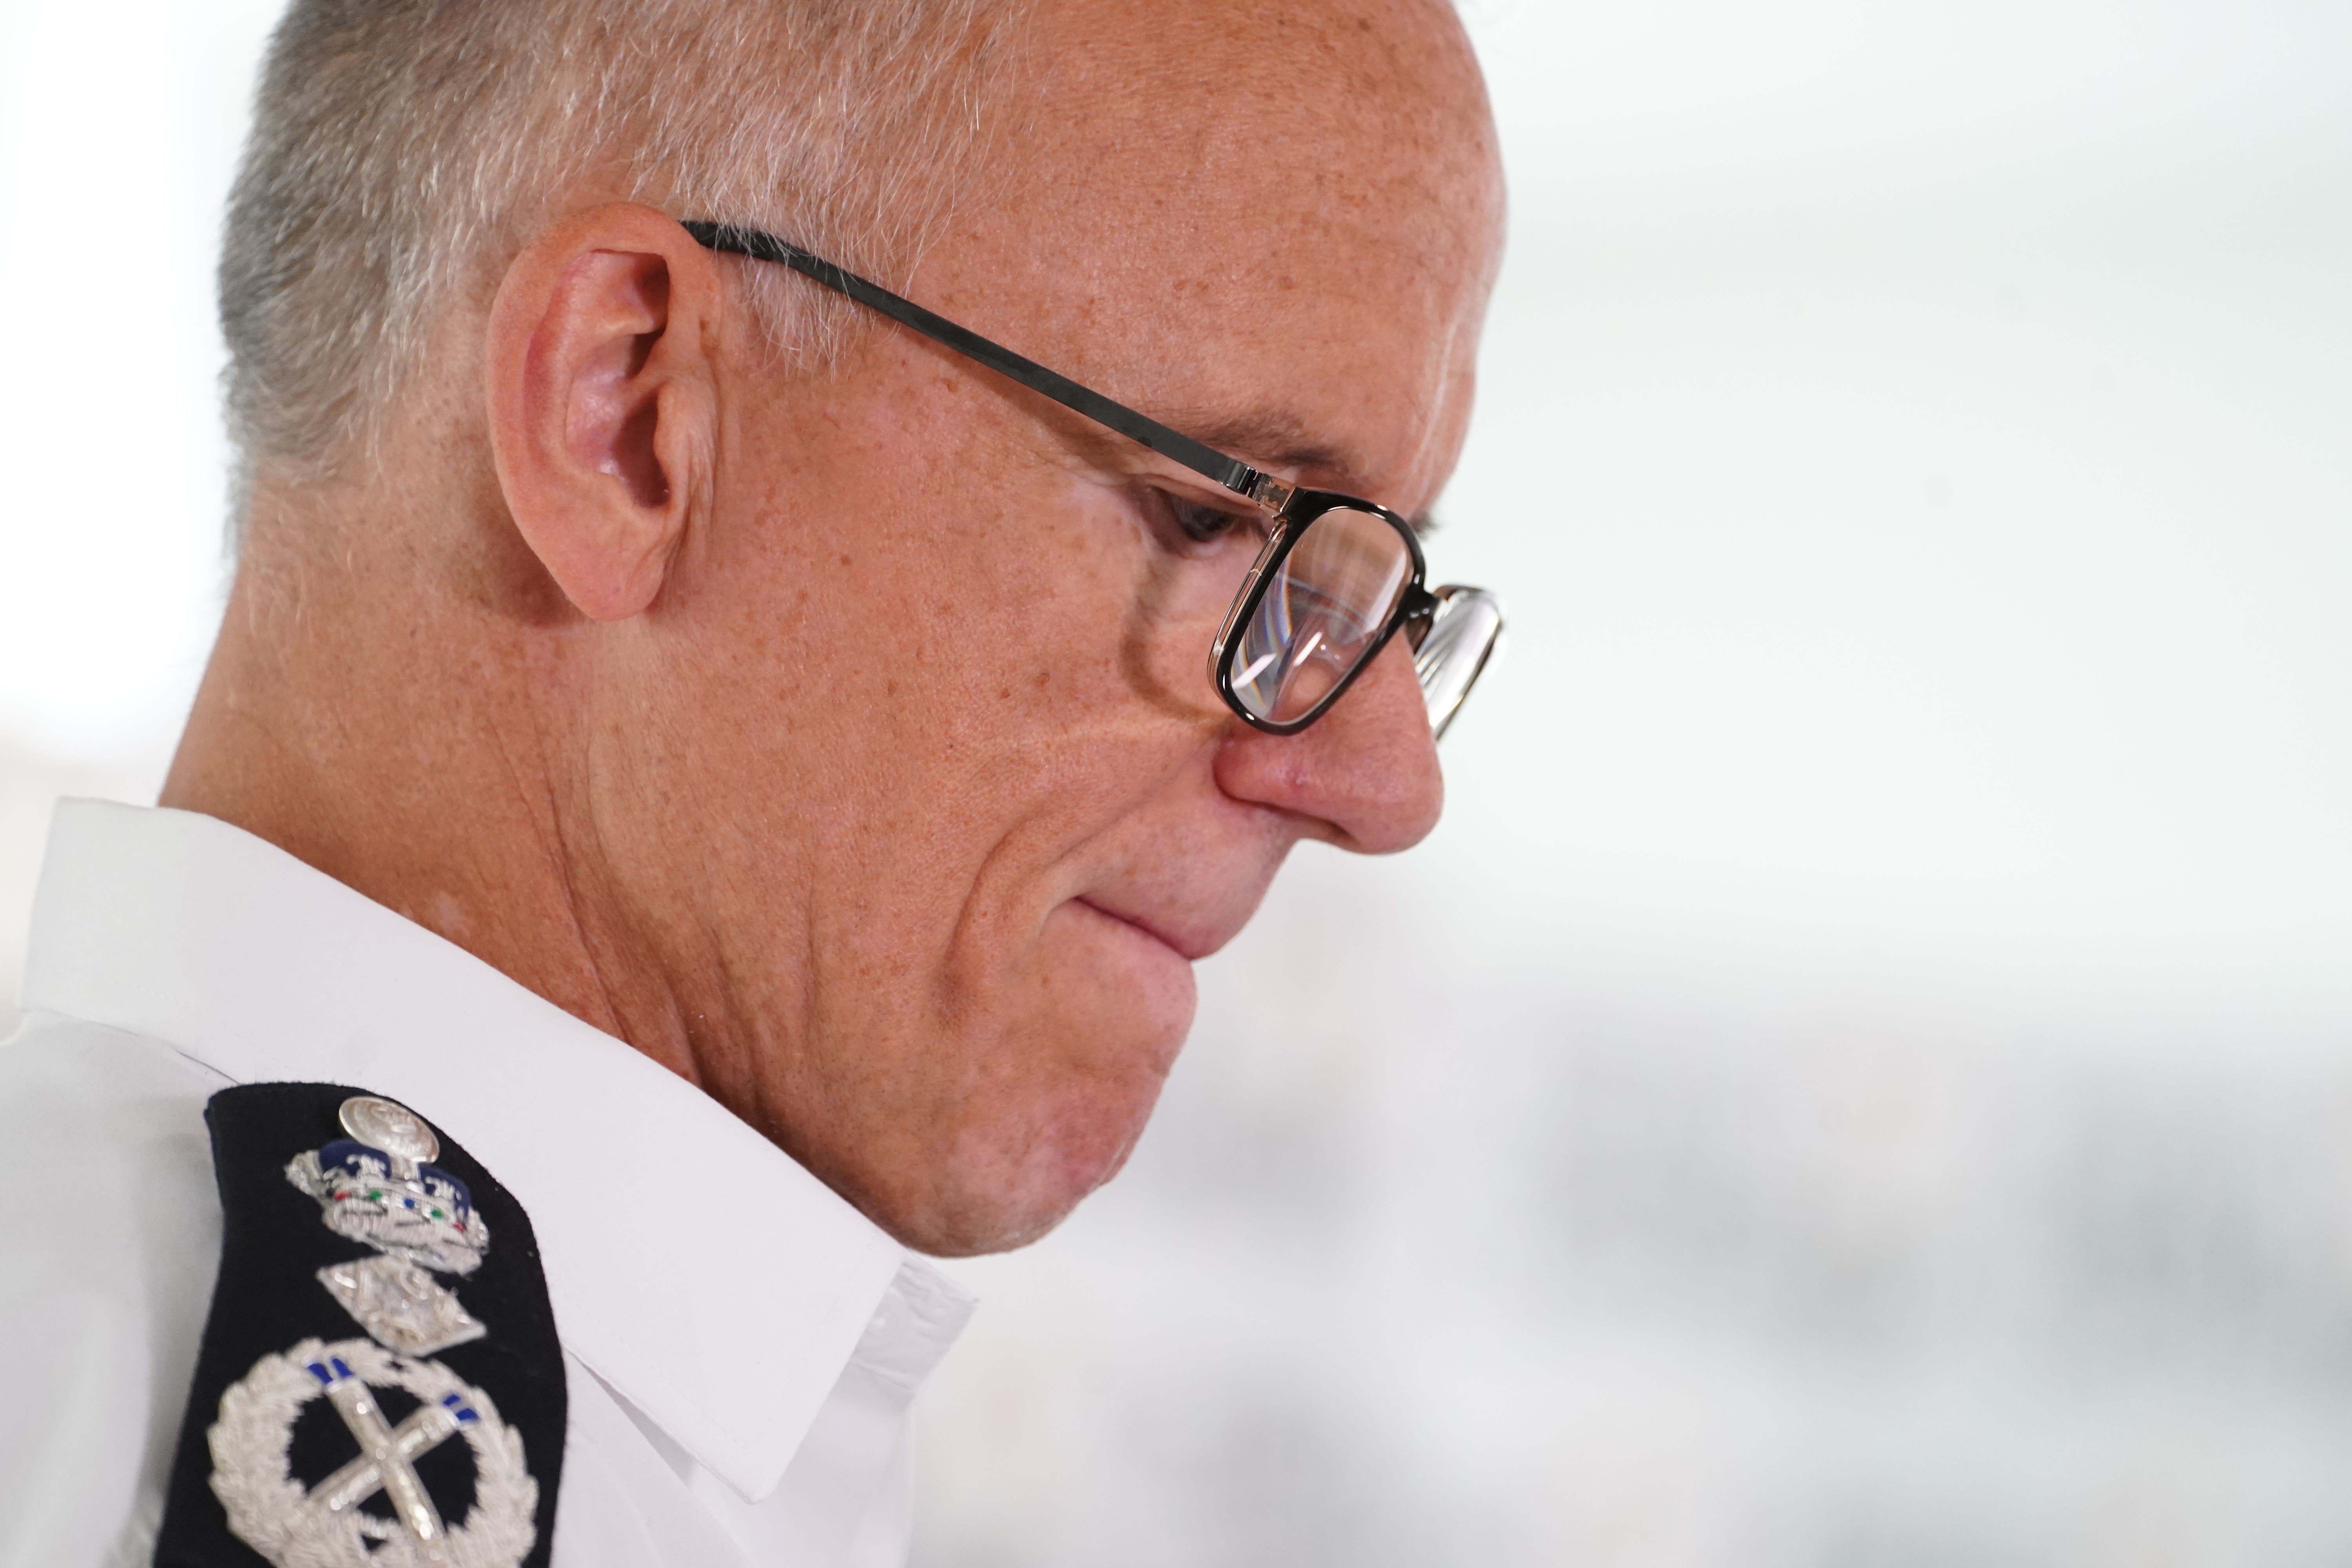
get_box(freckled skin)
[164,0,1505,1255]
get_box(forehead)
[912,0,1504,508]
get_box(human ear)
[485,203,722,621]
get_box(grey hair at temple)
[218,0,1024,538]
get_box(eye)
[1153,490,1266,549]
[1174,499,1240,543]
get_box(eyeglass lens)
[1227,506,1415,728]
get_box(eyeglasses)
[684,221,1504,739]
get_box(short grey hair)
[220,0,1021,518]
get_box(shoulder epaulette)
[154,1085,565,1567]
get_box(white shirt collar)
[20,797,958,1504]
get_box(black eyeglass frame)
[684,219,1457,736]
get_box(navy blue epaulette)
[154,1084,565,1567]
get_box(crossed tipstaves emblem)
[210,1337,537,1568]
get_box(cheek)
[980,474,1252,729]
[1130,531,1263,710]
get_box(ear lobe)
[485,204,720,622]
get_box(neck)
[160,497,706,1087]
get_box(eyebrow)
[1175,415,1436,533]
[1180,415,1351,485]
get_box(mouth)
[1070,897,1209,962]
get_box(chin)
[925,973,1197,1254]
[917,1080,1165,1255]
[837,900,1203,1256]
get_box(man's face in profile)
[497,0,1503,1255]
[426,0,1505,1260]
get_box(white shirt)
[0,799,973,1568]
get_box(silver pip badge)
[285,1096,492,1354]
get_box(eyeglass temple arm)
[683,222,1293,512]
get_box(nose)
[1211,636,1444,853]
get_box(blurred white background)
[4,0,2350,1562]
